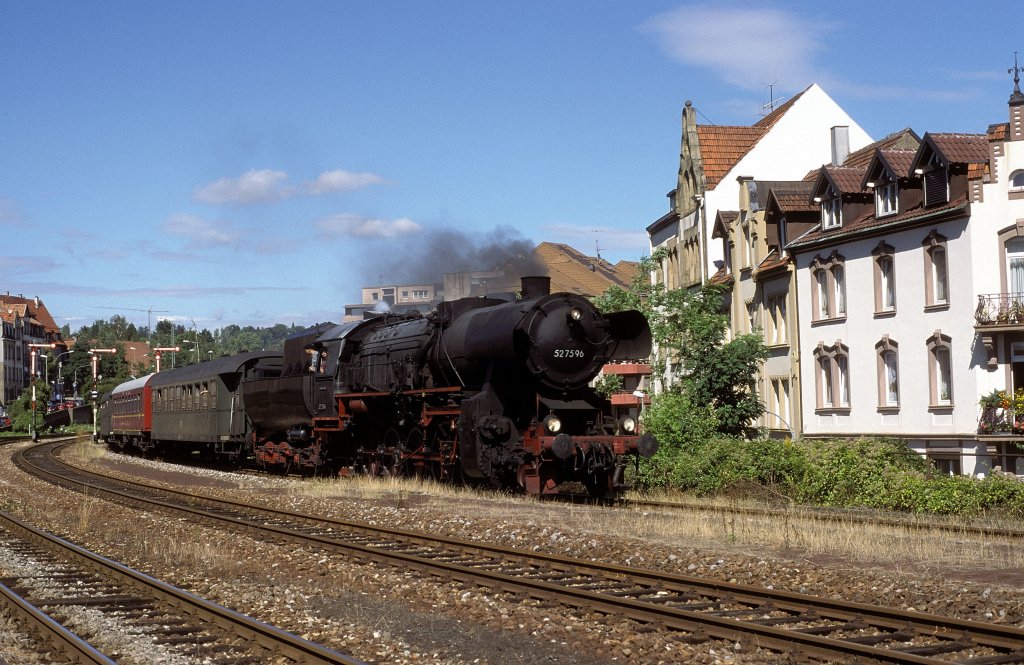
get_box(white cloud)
[193,169,292,205]
[194,168,389,205]
[316,213,422,238]
[305,170,388,194]
[161,213,240,247]
[641,6,824,91]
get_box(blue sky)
[1,1,1021,331]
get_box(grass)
[69,441,1024,574]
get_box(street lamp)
[27,342,56,441]
[88,348,118,441]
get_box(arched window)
[809,252,847,322]
[922,231,949,308]
[1010,170,1024,190]
[926,331,953,408]
[872,242,896,314]
[875,336,899,408]
[813,341,850,411]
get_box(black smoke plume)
[363,226,546,286]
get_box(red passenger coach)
[108,374,155,451]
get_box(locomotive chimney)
[520,276,550,299]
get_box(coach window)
[201,382,208,410]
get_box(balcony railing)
[975,293,1024,326]
[978,405,1024,435]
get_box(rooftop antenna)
[760,82,786,116]
[595,238,603,261]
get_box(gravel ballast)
[0,441,1021,664]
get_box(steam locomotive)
[99,277,656,496]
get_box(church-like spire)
[1010,51,1024,105]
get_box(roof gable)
[909,132,988,173]
[694,85,812,189]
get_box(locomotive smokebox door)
[524,296,605,389]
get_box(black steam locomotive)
[99,277,656,496]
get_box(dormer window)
[922,155,948,207]
[875,181,898,217]
[821,185,842,229]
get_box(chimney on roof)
[831,126,850,166]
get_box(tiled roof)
[712,210,739,239]
[968,162,990,180]
[928,133,989,165]
[696,125,767,188]
[988,123,1009,141]
[0,296,61,336]
[694,86,810,190]
[878,149,917,178]
[824,165,868,193]
[768,181,817,213]
[788,194,968,250]
[708,265,734,287]
[839,128,916,169]
[753,248,790,278]
[534,242,638,297]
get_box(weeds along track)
[18,440,1024,665]
[0,504,365,664]
[617,497,1024,541]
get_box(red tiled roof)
[788,194,969,250]
[878,149,917,178]
[708,265,734,287]
[768,181,817,213]
[694,86,811,190]
[753,248,791,278]
[988,123,1009,141]
[824,165,867,193]
[534,242,637,296]
[0,296,61,336]
[696,125,767,188]
[928,133,989,165]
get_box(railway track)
[16,439,1024,664]
[0,502,365,664]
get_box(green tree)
[595,253,769,437]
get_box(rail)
[18,439,1024,665]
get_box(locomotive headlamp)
[568,307,583,322]
[544,415,562,434]
[620,416,637,434]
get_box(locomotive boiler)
[242,276,656,496]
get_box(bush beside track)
[637,431,1024,519]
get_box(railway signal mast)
[152,347,181,372]
[88,348,117,440]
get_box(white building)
[648,83,872,291]
[787,89,1024,476]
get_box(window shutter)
[924,169,948,207]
